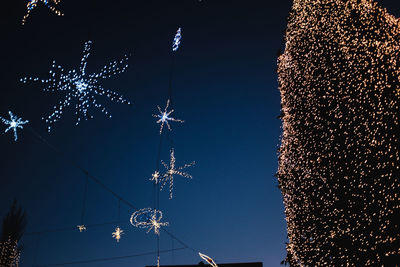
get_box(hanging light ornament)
[21,41,131,132]
[112,226,124,242]
[130,208,168,235]
[153,99,184,134]
[172,27,182,52]
[160,148,195,199]
[22,0,64,25]
[77,225,86,232]
[0,111,29,142]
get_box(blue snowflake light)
[21,41,131,132]
[22,0,64,25]
[130,208,169,235]
[172,28,182,52]
[0,111,29,142]
[153,99,183,134]
[160,148,195,199]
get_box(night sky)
[0,0,399,267]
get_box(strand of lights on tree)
[172,28,182,52]
[153,99,183,134]
[0,238,20,267]
[21,41,131,132]
[112,227,124,242]
[77,225,86,232]
[22,0,63,25]
[277,0,400,265]
[160,148,195,199]
[199,252,218,267]
[130,208,169,235]
[0,111,29,142]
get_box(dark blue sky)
[1,0,399,267]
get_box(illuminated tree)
[0,200,27,267]
[277,0,400,265]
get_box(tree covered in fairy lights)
[277,0,400,265]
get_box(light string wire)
[24,125,197,257]
[33,247,187,267]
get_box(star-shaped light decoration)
[150,171,161,184]
[152,99,183,134]
[199,252,218,267]
[130,208,169,235]
[22,0,64,25]
[160,148,195,199]
[21,40,131,132]
[0,111,29,142]
[77,225,86,232]
[112,226,124,242]
[172,27,182,52]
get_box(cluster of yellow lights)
[0,238,20,267]
[22,0,64,25]
[277,0,400,265]
[77,225,86,232]
[112,226,124,242]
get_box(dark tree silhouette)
[277,0,400,265]
[0,200,27,267]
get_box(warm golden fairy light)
[0,238,20,267]
[278,0,400,265]
[77,225,86,232]
[112,226,124,242]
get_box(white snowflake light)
[153,99,183,134]
[172,27,182,52]
[130,208,169,235]
[160,148,195,199]
[150,171,161,184]
[21,40,131,132]
[22,0,64,25]
[77,225,86,232]
[0,111,29,142]
[112,226,124,242]
[199,252,218,267]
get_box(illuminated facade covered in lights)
[277,0,400,265]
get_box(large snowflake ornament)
[172,28,182,52]
[22,0,64,25]
[130,208,168,235]
[0,111,29,142]
[160,148,195,199]
[153,99,183,134]
[21,41,131,132]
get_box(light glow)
[153,99,183,134]
[130,208,168,235]
[199,252,218,267]
[172,28,182,52]
[22,0,63,25]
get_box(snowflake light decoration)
[160,148,195,199]
[199,253,218,267]
[77,225,86,232]
[153,99,183,134]
[21,40,131,132]
[0,111,29,142]
[172,27,182,52]
[150,171,161,184]
[112,226,124,242]
[130,208,168,235]
[22,0,64,25]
